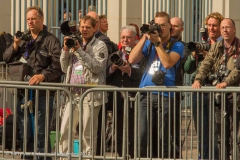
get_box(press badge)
[149,60,160,75]
[74,65,83,75]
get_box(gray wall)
[0,0,11,33]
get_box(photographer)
[128,12,184,158]
[59,15,108,157]
[184,12,224,159]
[3,6,63,160]
[192,18,240,160]
[106,25,143,158]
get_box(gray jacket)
[60,36,108,106]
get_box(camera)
[187,42,210,52]
[109,47,132,66]
[152,70,166,85]
[60,20,82,48]
[140,23,161,35]
[15,31,31,41]
[208,68,231,104]
[187,27,210,52]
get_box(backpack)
[0,32,13,61]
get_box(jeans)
[139,94,172,158]
[17,95,53,160]
[192,92,218,159]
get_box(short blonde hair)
[204,12,224,25]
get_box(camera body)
[15,31,31,41]
[60,20,82,48]
[140,23,161,35]
[152,70,166,85]
[208,67,231,104]
[208,67,231,86]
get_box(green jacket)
[184,54,205,84]
[194,39,240,86]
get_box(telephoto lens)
[110,53,125,66]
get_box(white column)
[107,0,142,44]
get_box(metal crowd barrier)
[0,82,240,160]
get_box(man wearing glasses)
[128,12,184,158]
[3,6,63,160]
[106,25,143,158]
[192,18,240,160]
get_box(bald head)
[170,17,184,40]
[171,17,184,27]
[87,11,99,21]
[87,11,100,32]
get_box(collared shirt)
[69,44,86,93]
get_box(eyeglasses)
[159,23,168,28]
[220,26,233,30]
[121,36,134,40]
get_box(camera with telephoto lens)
[15,31,31,41]
[187,27,210,52]
[152,70,166,86]
[60,20,82,48]
[208,68,231,104]
[109,47,132,66]
[140,20,162,36]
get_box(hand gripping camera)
[60,20,82,48]
[15,31,31,41]
[109,46,132,66]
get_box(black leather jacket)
[3,25,63,83]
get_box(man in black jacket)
[3,6,63,160]
[106,25,143,158]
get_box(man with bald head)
[87,11,118,55]
[87,11,118,156]
[170,17,184,40]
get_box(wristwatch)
[154,41,161,47]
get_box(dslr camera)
[109,46,132,66]
[152,70,166,85]
[187,27,210,52]
[60,20,82,48]
[15,31,31,41]
[208,66,231,104]
[140,20,161,36]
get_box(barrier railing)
[0,83,239,160]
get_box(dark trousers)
[139,94,177,158]
[17,96,53,160]
[192,92,219,159]
[96,93,135,158]
[215,99,240,160]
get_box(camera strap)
[221,37,239,66]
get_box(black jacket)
[95,30,118,55]
[4,25,63,83]
[106,50,143,89]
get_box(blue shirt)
[139,38,184,97]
